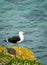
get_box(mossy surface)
[0,46,44,65]
[7,46,36,61]
[0,52,43,65]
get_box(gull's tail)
[3,39,8,42]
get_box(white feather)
[17,31,24,43]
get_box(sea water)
[0,0,47,64]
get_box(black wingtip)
[3,39,7,42]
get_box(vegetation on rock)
[0,46,43,65]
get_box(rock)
[0,46,6,53]
[0,46,36,61]
[7,46,36,61]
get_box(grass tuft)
[0,52,43,65]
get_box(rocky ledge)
[0,46,43,65]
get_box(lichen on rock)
[7,46,36,61]
[0,46,36,61]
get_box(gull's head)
[19,31,26,36]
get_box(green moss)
[0,52,43,65]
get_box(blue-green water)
[0,0,47,64]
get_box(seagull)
[4,31,25,44]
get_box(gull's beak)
[23,32,27,34]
